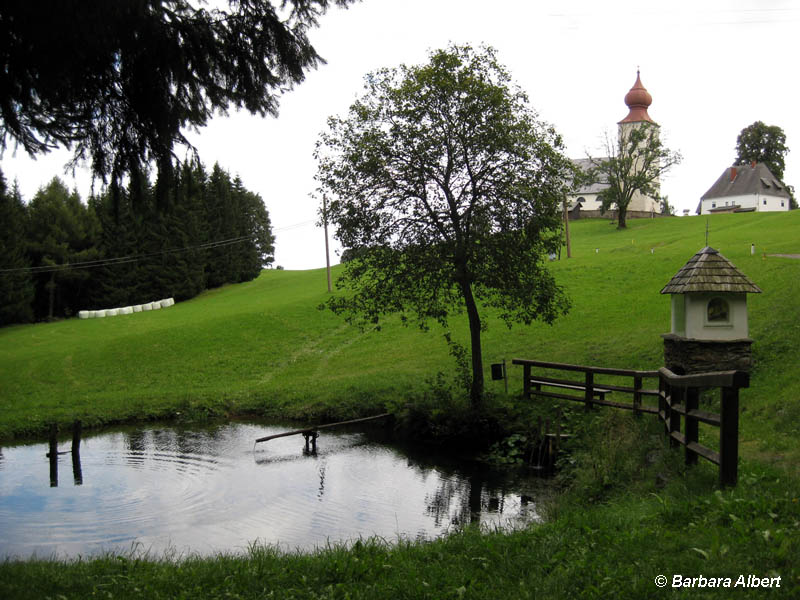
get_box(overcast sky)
[2,0,798,270]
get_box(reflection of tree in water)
[425,471,515,527]
[124,430,147,467]
[122,424,226,469]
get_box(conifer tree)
[27,178,100,319]
[0,170,34,325]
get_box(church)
[567,72,663,220]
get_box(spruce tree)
[0,171,34,325]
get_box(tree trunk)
[617,205,628,229]
[47,271,56,321]
[459,279,484,408]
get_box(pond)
[0,420,547,560]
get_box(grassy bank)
[2,211,800,597]
[2,211,799,447]
[1,414,798,599]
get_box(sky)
[2,0,798,270]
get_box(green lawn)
[2,211,799,598]
[2,211,799,458]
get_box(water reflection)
[0,421,546,559]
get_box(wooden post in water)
[71,420,83,485]
[48,424,58,487]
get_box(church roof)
[660,247,762,294]
[569,158,610,194]
[700,162,791,201]
[619,71,655,125]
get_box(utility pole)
[563,198,572,258]
[323,195,332,293]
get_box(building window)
[707,298,729,323]
[763,199,767,205]
[711,201,716,208]
[782,200,785,207]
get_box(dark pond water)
[0,420,546,559]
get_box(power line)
[0,235,255,275]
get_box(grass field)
[1,210,799,598]
[2,210,799,453]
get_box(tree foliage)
[734,121,795,208]
[587,123,681,228]
[734,121,789,180]
[0,171,34,325]
[0,163,275,324]
[315,45,572,406]
[0,0,353,189]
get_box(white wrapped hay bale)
[120,306,133,315]
[142,303,153,311]
[79,311,89,319]
[159,298,173,308]
[132,305,142,313]
[165,297,175,307]
[151,301,161,310]
[107,308,119,317]
[88,310,97,318]
[96,310,107,318]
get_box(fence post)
[684,388,699,466]
[720,386,740,487]
[669,386,682,448]
[633,375,642,418]
[523,363,531,399]
[584,371,594,411]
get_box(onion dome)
[619,70,655,124]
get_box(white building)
[696,162,791,215]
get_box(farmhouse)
[567,71,662,220]
[696,162,791,215]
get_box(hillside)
[1,210,799,466]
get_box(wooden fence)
[511,358,749,487]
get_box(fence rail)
[511,358,749,486]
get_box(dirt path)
[767,254,800,259]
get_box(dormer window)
[707,297,729,323]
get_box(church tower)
[617,71,661,215]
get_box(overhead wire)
[0,235,255,275]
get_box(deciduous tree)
[735,121,789,180]
[587,124,681,229]
[735,121,795,208]
[315,45,572,407]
